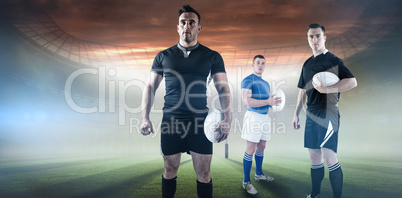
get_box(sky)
[33,0,370,50]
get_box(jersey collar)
[314,49,328,58]
[177,42,200,58]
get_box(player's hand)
[214,119,231,143]
[267,94,282,106]
[292,115,300,130]
[312,77,327,93]
[140,119,154,136]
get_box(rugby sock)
[196,179,212,198]
[329,162,343,198]
[243,152,253,182]
[162,175,177,198]
[255,150,264,175]
[310,162,325,197]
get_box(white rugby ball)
[204,109,224,143]
[271,88,285,112]
[313,72,340,87]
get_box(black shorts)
[160,114,212,156]
[304,106,340,153]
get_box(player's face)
[252,58,266,76]
[177,12,201,46]
[307,28,326,53]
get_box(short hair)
[307,23,326,35]
[178,5,201,24]
[253,55,265,63]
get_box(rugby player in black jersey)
[292,23,357,198]
[140,5,231,198]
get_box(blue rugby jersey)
[241,74,271,114]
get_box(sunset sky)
[35,0,371,50]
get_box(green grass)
[0,155,401,198]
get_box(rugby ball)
[204,109,224,143]
[271,88,285,112]
[313,72,340,87]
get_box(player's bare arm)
[212,72,232,143]
[140,72,163,136]
[292,89,307,129]
[313,77,357,94]
[241,89,282,108]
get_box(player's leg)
[322,147,343,198]
[253,140,274,182]
[161,116,187,198]
[253,113,274,182]
[244,140,258,182]
[191,151,213,198]
[163,153,182,179]
[309,148,323,164]
[191,151,212,183]
[321,107,342,198]
[254,140,265,177]
[255,140,266,175]
[162,153,181,198]
[308,148,324,198]
[185,115,213,197]
[241,140,258,194]
[240,111,260,194]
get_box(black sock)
[311,163,324,197]
[196,179,212,198]
[162,175,177,198]
[329,162,343,198]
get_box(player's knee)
[197,170,211,183]
[246,145,257,155]
[309,152,322,164]
[246,148,255,156]
[322,148,337,165]
[164,163,179,176]
[323,155,338,166]
[257,144,266,151]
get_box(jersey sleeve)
[335,58,355,80]
[151,52,164,76]
[241,78,253,90]
[297,67,306,89]
[210,51,226,75]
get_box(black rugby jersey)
[152,43,226,116]
[297,51,354,107]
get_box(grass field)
[0,155,401,198]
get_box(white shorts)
[241,111,271,143]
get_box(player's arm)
[314,77,357,94]
[212,72,232,143]
[292,89,307,130]
[241,89,281,107]
[140,72,163,136]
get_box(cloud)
[2,0,374,51]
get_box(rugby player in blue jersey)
[140,5,232,198]
[240,55,282,195]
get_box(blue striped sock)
[243,152,253,182]
[255,150,264,175]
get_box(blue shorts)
[160,114,212,156]
[304,106,340,153]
